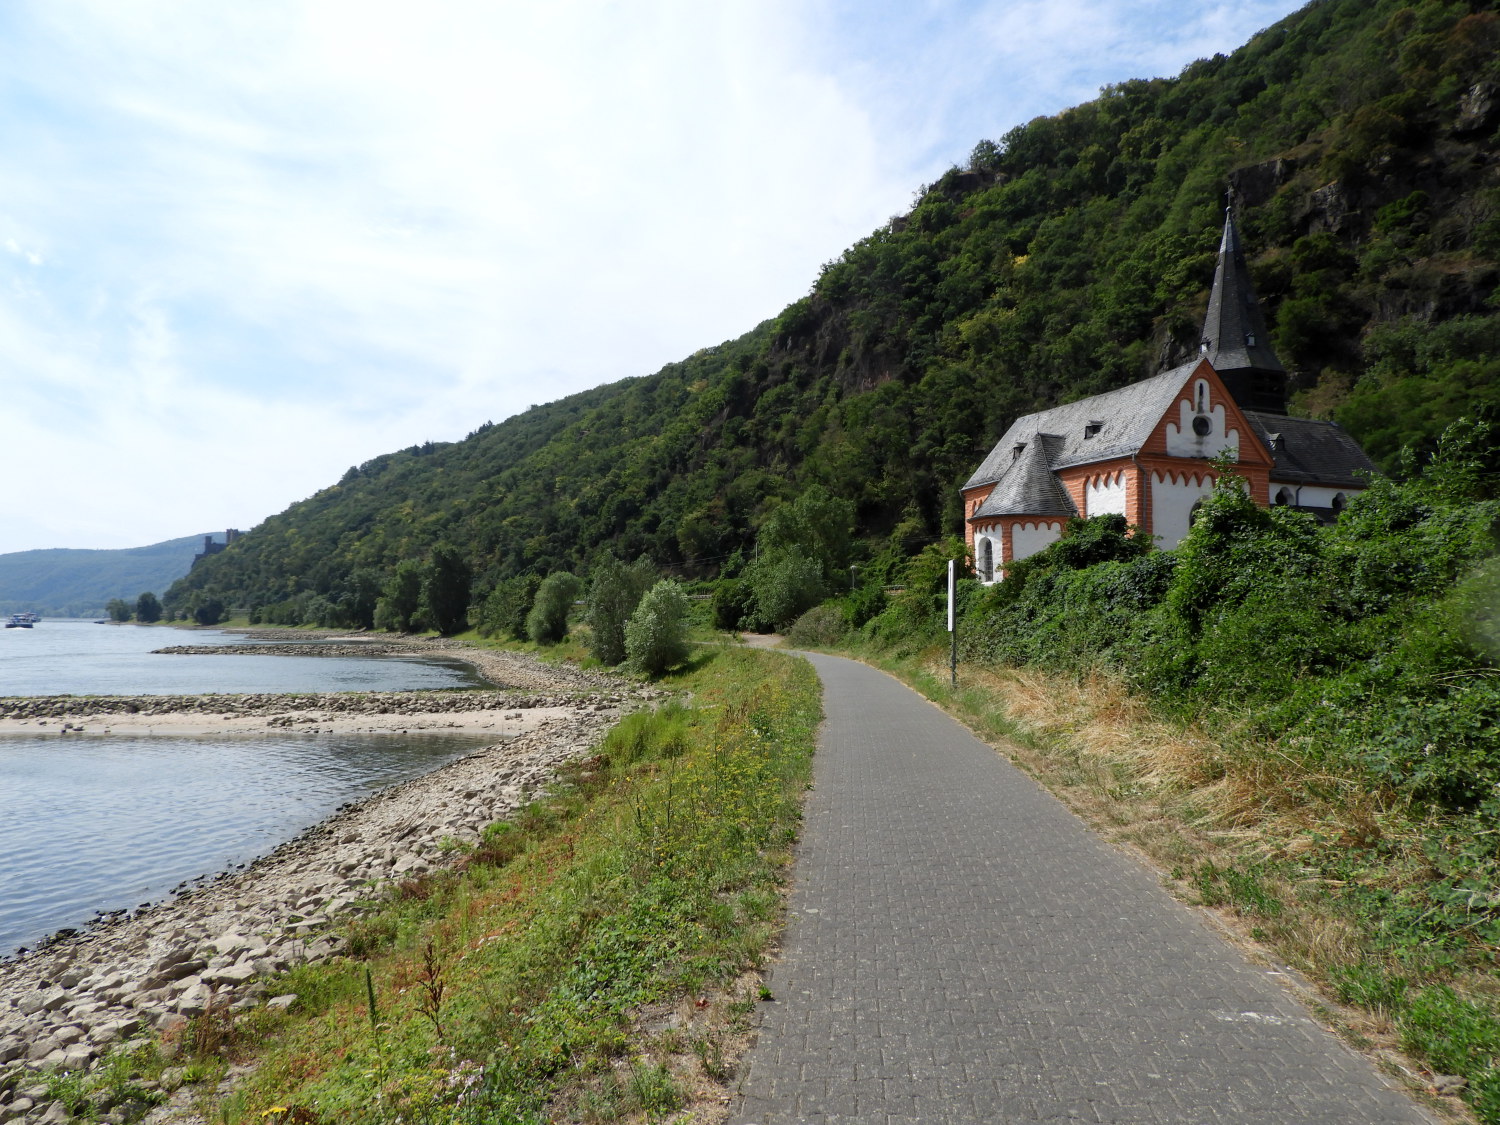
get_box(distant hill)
[0,534,224,617]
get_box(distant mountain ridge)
[0,534,223,617]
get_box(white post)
[947,559,956,688]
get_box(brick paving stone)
[729,652,1438,1124]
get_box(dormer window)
[1012,442,1026,461]
[1268,432,1284,451]
[1246,333,1256,347]
[1084,421,1103,439]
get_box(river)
[0,621,496,954]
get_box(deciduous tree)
[527,572,582,645]
[134,592,162,623]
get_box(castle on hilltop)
[961,210,1375,583]
[193,529,241,564]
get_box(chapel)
[962,209,1376,583]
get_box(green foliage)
[190,595,225,627]
[586,555,657,665]
[744,548,826,633]
[134,592,162,623]
[757,484,856,585]
[786,604,848,647]
[527,571,582,645]
[843,580,888,628]
[624,579,691,676]
[711,576,756,631]
[338,568,383,630]
[1167,474,1323,637]
[867,539,970,649]
[474,573,541,640]
[1401,986,1500,1088]
[420,542,472,635]
[105,598,132,623]
[376,560,424,633]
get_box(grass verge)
[63,645,819,1125]
[819,636,1494,1124]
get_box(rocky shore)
[0,640,652,1124]
[0,689,621,737]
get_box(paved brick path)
[730,652,1435,1124]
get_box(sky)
[1,0,1306,555]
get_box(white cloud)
[0,0,1303,553]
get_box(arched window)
[977,538,994,582]
[1274,487,1294,506]
[1189,499,1205,526]
[1331,492,1346,514]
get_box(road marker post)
[947,558,957,689]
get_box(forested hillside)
[168,0,1500,622]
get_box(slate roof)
[1243,412,1377,489]
[972,433,1078,518]
[1202,212,1284,377]
[963,360,1202,492]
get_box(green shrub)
[747,548,826,632]
[712,577,756,631]
[475,574,541,639]
[843,581,887,628]
[527,572,583,645]
[586,556,656,665]
[786,604,847,647]
[625,580,692,676]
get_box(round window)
[1192,415,1213,437]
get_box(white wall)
[1151,472,1216,549]
[1164,378,1240,460]
[1084,471,1127,517]
[1012,521,1063,561]
[1271,483,1361,509]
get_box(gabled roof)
[963,359,1205,492]
[1243,412,1377,489]
[1202,211,1285,377]
[972,433,1078,518]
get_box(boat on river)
[5,612,38,628]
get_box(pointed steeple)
[1200,206,1288,414]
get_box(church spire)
[1200,206,1288,414]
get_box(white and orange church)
[962,211,1376,583]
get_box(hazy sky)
[1,0,1304,554]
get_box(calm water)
[0,620,497,954]
[0,732,493,954]
[0,619,482,696]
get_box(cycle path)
[730,651,1435,1124]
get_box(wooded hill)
[168,0,1500,622]
[0,534,216,618]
